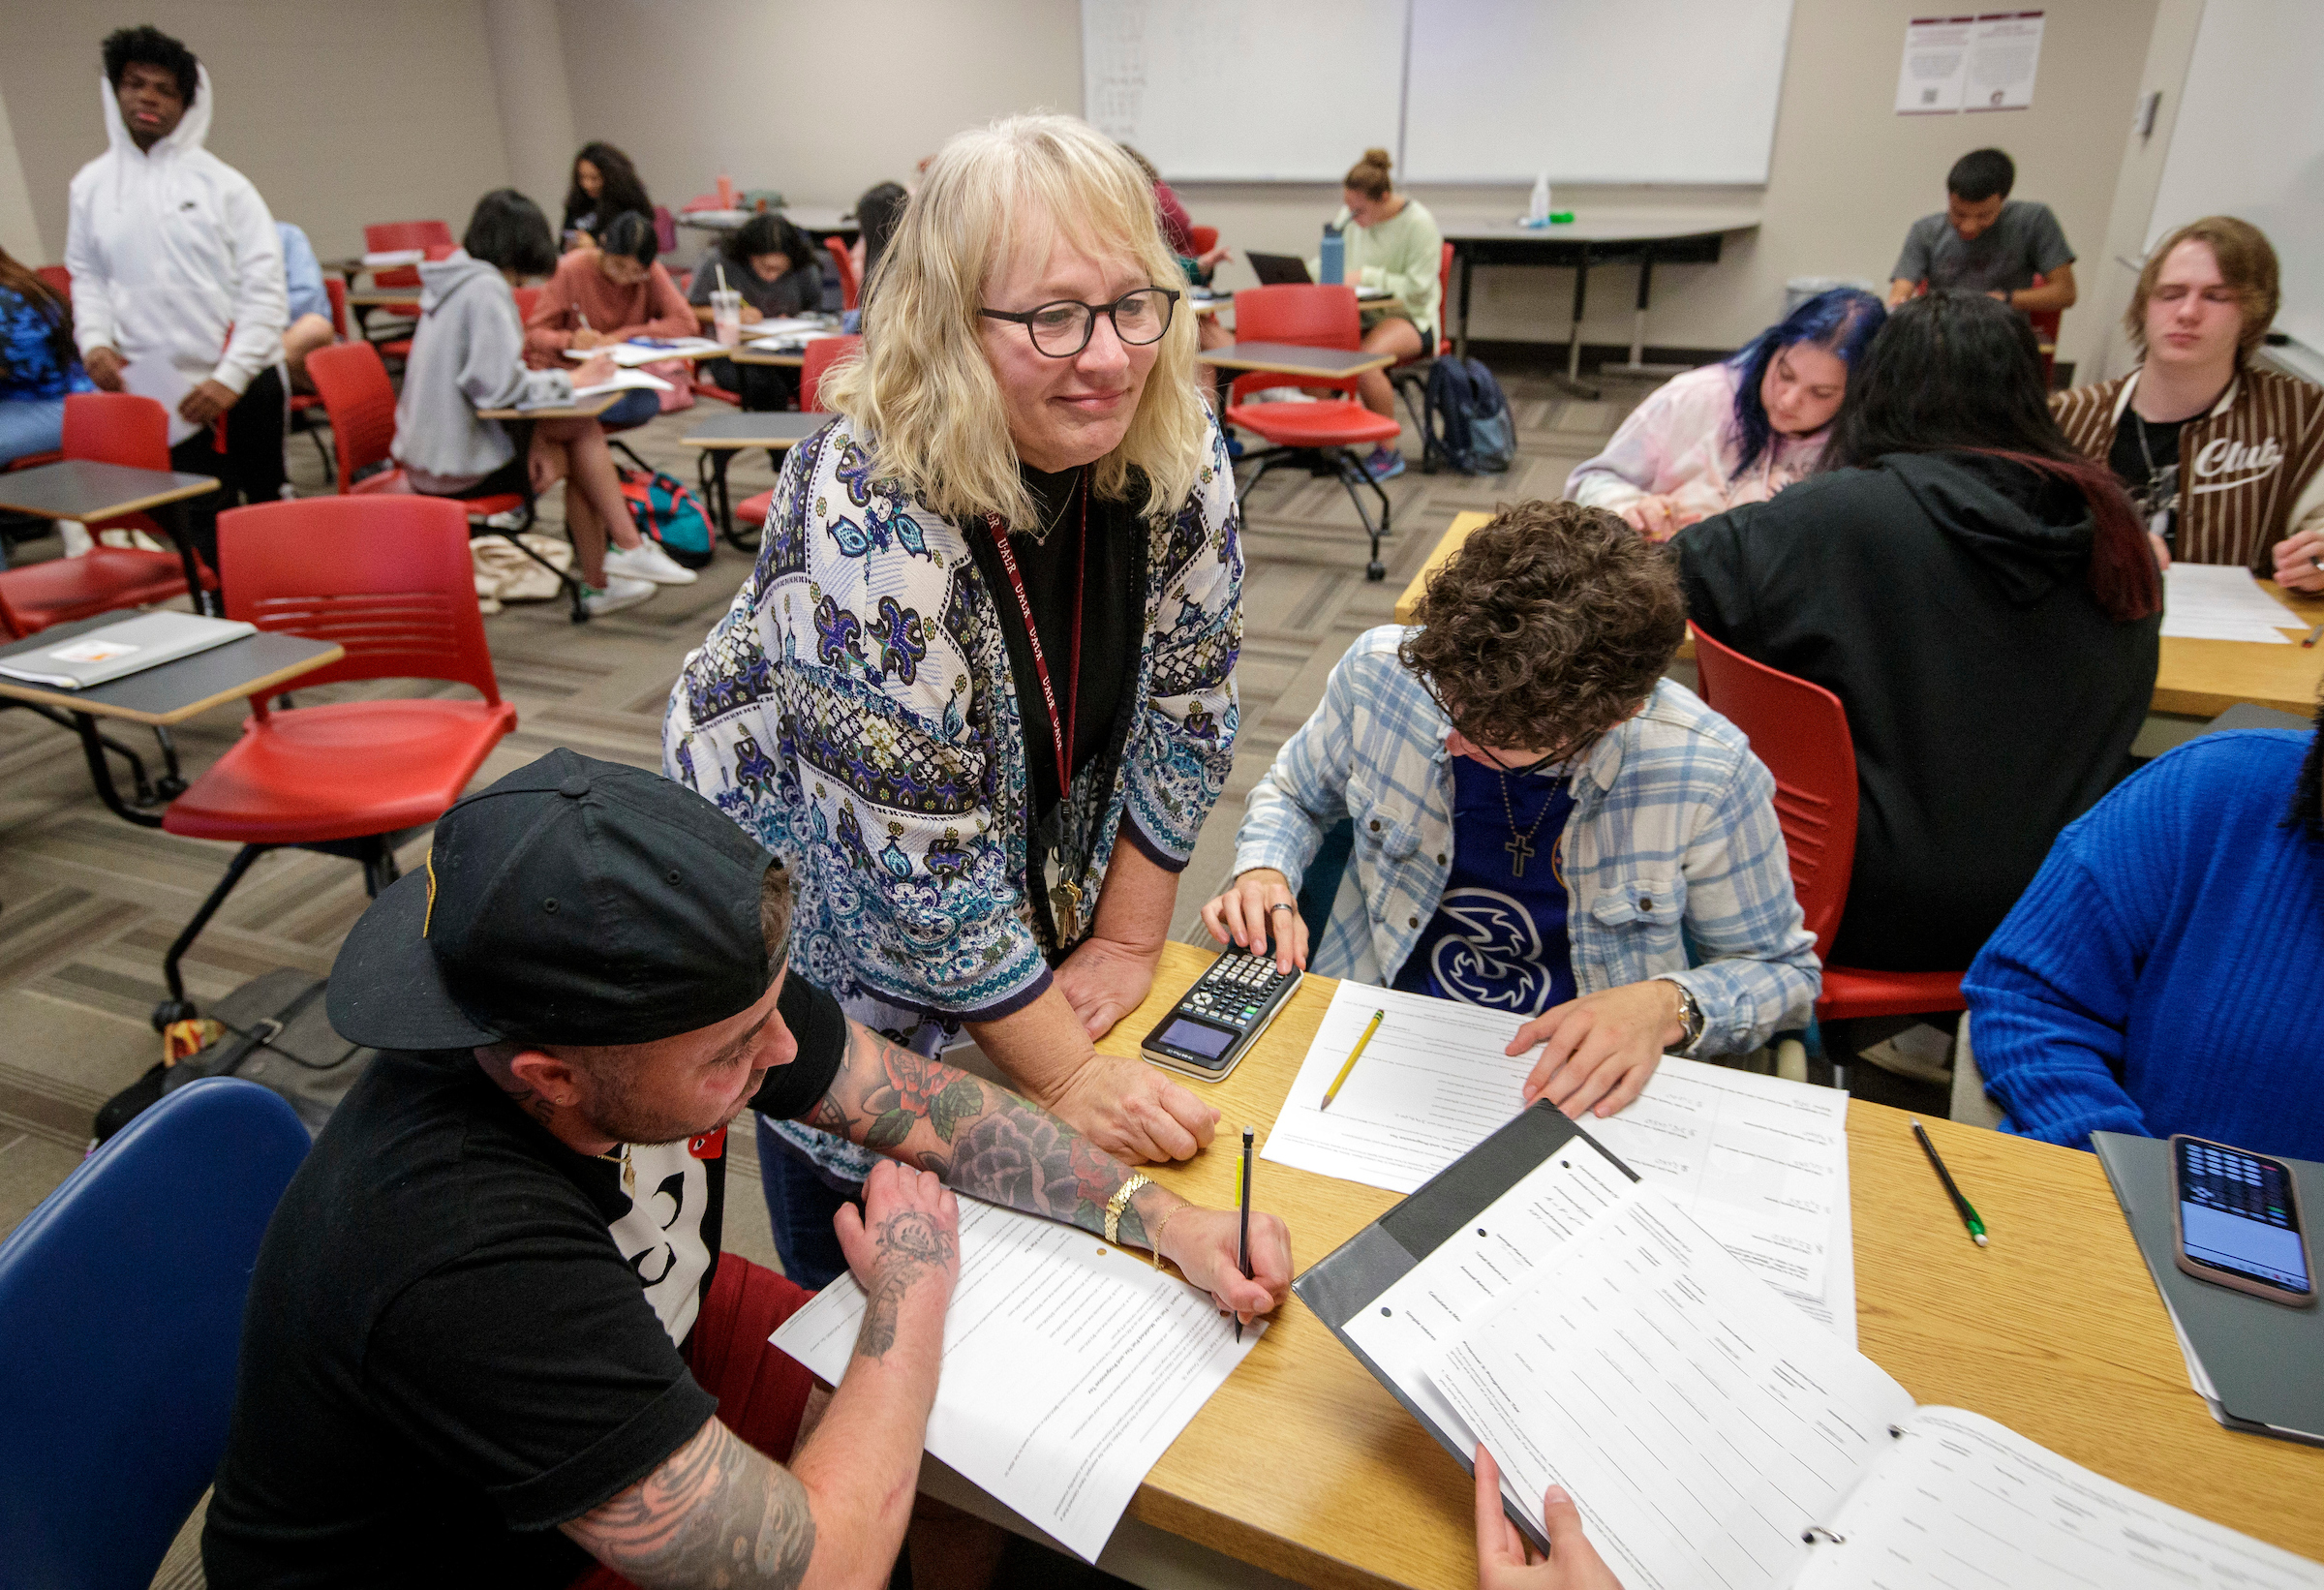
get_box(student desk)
[1400,511,2324,721]
[680,411,830,544]
[344,289,422,309]
[679,206,858,237]
[1007,942,2322,1588]
[0,460,221,617]
[1202,344,1397,381]
[0,613,342,824]
[474,392,620,422]
[1439,209,1761,397]
[728,346,808,369]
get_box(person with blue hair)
[1567,287,1884,541]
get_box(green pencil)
[1911,1117,1988,1246]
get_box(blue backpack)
[616,465,717,569]
[1423,357,1516,475]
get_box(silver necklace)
[1497,770,1561,879]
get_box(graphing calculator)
[1141,948,1302,1082]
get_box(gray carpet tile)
[1,368,1658,1249]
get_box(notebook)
[1301,1109,2324,1587]
[0,612,255,689]
[2094,1131,2324,1445]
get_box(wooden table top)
[729,346,808,367]
[1397,511,2324,719]
[0,618,343,726]
[1435,208,1763,245]
[475,391,620,421]
[0,459,218,524]
[1202,342,1396,378]
[680,412,832,449]
[1106,942,2322,1587]
[344,289,421,308]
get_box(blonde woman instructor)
[1310,147,1443,481]
[667,115,1244,1287]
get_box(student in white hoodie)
[66,26,288,578]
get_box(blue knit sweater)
[1965,730,2324,1161]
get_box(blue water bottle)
[1318,224,1344,285]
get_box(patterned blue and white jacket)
[1234,627,1819,1055]
[666,411,1242,1181]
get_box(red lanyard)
[983,471,1086,800]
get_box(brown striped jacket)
[2052,367,2324,573]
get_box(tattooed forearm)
[809,1024,1163,1246]
[563,1417,816,1590]
[853,1208,956,1362]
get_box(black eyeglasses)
[979,288,1180,357]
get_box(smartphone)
[1140,947,1301,1083]
[2171,1135,2314,1307]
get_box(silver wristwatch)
[1663,979,1705,1052]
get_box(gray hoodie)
[392,251,571,493]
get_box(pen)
[1911,1118,1988,1246]
[2304,620,2323,649]
[1320,1009,1385,1111]
[1236,1127,1254,1342]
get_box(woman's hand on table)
[2270,526,2324,592]
[1045,1053,1218,1164]
[1149,1193,1291,1325]
[1509,980,1682,1119]
[1475,1448,1624,1590]
[1200,868,1307,975]
[1055,933,1163,1040]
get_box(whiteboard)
[2144,0,2324,357]
[1401,0,1796,184]
[1081,0,1410,182]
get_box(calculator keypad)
[1190,953,1295,1025]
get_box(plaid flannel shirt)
[1233,627,1819,1055]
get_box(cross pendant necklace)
[1498,770,1557,880]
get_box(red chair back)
[37,265,71,299]
[217,496,501,704]
[801,334,863,412]
[304,341,401,489]
[825,237,859,311]
[62,392,170,471]
[1228,284,1364,403]
[364,220,453,254]
[512,286,543,322]
[1688,624,1858,960]
[324,274,350,339]
[1189,226,1218,257]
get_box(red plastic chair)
[1223,284,1401,579]
[358,223,449,359]
[287,276,350,480]
[1688,625,1969,1033]
[1189,226,1218,257]
[36,264,71,299]
[825,236,859,312]
[363,221,452,254]
[1388,242,1456,472]
[150,495,518,1028]
[0,395,217,638]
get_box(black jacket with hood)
[1676,451,2160,973]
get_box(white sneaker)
[480,507,528,531]
[603,538,698,586]
[582,574,657,617]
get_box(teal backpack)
[617,465,717,569]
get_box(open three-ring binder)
[1296,1103,2324,1588]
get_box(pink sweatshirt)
[1565,361,1829,539]
[522,248,694,368]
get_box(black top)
[201,975,848,1588]
[2109,406,2188,547]
[963,464,1147,943]
[686,258,824,320]
[1677,451,2159,972]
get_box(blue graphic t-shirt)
[1392,757,1577,1014]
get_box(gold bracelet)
[1145,1199,1191,1271]
[1105,1173,1153,1247]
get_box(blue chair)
[0,1078,310,1589]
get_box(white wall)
[2085,0,2206,384]
[0,0,514,262]
[0,82,46,264]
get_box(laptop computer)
[1246,252,1313,286]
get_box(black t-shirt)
[2109,406,2188,546]
[966,463,1146,842]
[201,974,848,1588]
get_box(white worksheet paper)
[566,338,723,366]
[1342,1133,1640,1484]
[534,369,676,408]
[118,355,199,446]
[1796,1407,2324,1590]
[769,1198,1260,1563]
[2162,563,2300,643]
[1266,982,1856,1337]
[1433,1187,1916,1590]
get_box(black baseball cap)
[327,748,779,1051]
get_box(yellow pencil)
[1321,1009,1385,1111]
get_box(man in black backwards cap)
[202,749,1292,1589]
